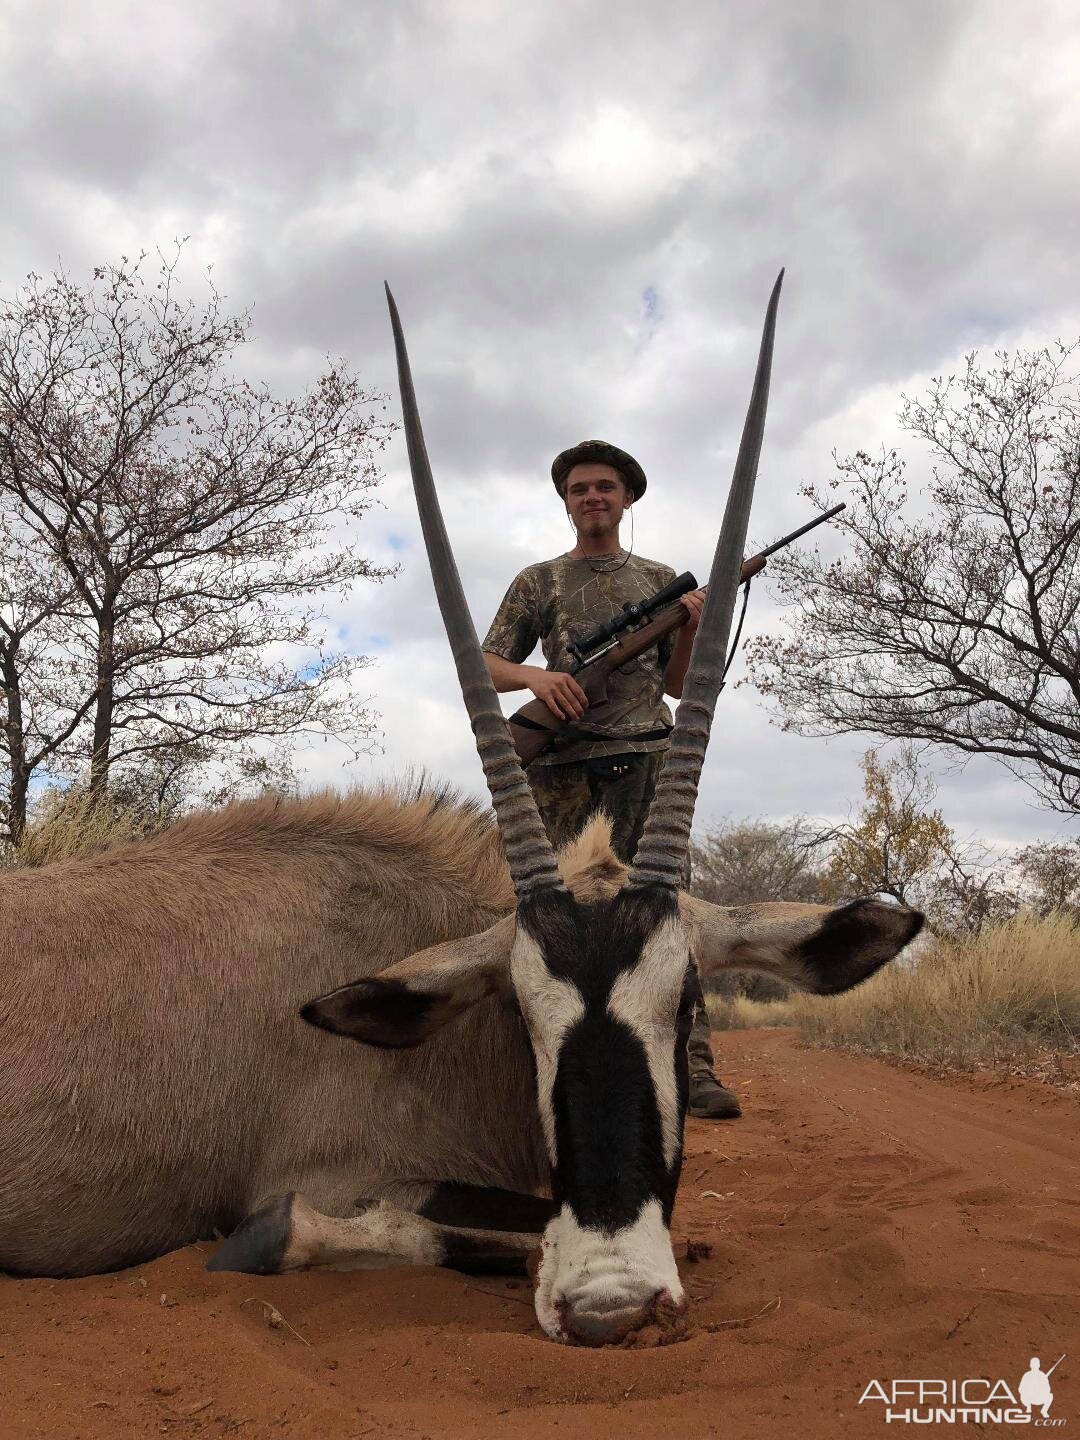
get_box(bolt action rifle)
[506,503,846,764]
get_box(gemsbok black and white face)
[511,881,921,1343]
[302,274,924,1346]
[513,884,692,1343]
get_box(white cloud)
[549,103,710,209]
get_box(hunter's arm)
[662,587,707,698]
[663,623,695,699]
[484,652,588,720]
[663,558,765,697]
[483,652,538,693]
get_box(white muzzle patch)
[534,1199,684,1345]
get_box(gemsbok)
[0,274,922,1345]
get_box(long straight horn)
[629,270,784,890]
[385,284,564,898]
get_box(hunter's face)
[563,463,632,541]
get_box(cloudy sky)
[2,0,1078,849]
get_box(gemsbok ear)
[300,916,516,1049]
[679,894,924,995]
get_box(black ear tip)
[797,896,925,996]
[854,896,925,944]
[299,999,325,1029]
[300,979,378,1031]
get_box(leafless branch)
[0,247,397,838]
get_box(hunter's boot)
[688,1068,743,1119]
[686,980,742,1119]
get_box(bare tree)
[0,507,81,841]
[691,815,829,908]
[920,847,1019,936]
[691,816,830,998]
[0,248,395,839]
[746,343,1080,815]
[1012,836,1080,917]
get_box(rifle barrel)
[575,503,846,667]
[758,502,846,559]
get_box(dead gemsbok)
[0,275,922,1345]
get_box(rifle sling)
[508,711,672,743]
[561,724,674,744]
[508,713,550,733]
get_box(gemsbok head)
[302,275,923,1345]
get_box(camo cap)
[551,439,647,500]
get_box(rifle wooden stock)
[507,554,764,764]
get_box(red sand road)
[2,1028,1077,1439]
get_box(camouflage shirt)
[482,551,679,767]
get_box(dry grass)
[708,912,1080,1080]
[3,786,171,868]
[705,994,800,1030]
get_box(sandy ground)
[1,1028,1077,1439]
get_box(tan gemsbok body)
[0,276,923,1344]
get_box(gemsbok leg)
[208,1184,553,1276]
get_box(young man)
[481,439,741,1120]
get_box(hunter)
[482,438,742,1120]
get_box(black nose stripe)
[552,1012,681,1233]
[516,884,686,1232]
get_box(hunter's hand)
[526,668,589,721]
[679,588,707,631]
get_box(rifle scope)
[567,570,699,666]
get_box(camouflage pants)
[526,753,717,1081]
